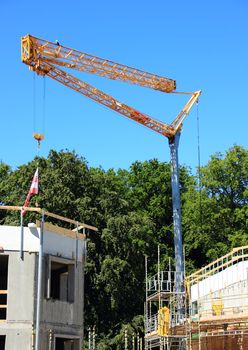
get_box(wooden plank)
[36,221,86,240]
[0,305,7,308]
[0,205,41,213]
[0,205,97,231]
[44,210,98,231]
[0,290,7,294]
[73,225,85,232]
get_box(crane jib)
[21,34,201,139]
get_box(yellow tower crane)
[21,35,201,317]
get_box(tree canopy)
[0,145,247,348]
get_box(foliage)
[0,145,247,348]
[183,145,248,267]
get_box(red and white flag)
[22,168,39,215]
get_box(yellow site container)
[157,307,170,336]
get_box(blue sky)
[1,0,247,172]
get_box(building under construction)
[0,206,97,350]
[144,246,248,350]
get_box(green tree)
[0,162,12,222]
[1,146,247,349]
[183,145,248,267]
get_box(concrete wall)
[0,225,40,252]
[39,255,85,349]
[0,225,86,262]
[0,223,87,350]
[1,326,34,350]
[191,261,248,301]
[7,252,36,321]
[190,262,248,320]
[0,251,36,349]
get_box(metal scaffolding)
[145,246,248,350]
[144,247,187,350]
[187,246,248,350]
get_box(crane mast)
[21,34,201,319]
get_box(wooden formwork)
[189,315,248,349]
[191,332,248,350]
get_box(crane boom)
[21,35,176,93]
[29,60,177,137]
[21,35,201,139]
[21,35,202,320]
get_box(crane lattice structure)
[21,35,201,349]
[21,35,200,139]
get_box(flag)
[22,168,38,215]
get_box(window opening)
[47,257,75,303]
[0,255,8,320]
[55,337,79,350]
[191,301,198,316]
[0,335,6,350]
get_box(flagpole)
[34,133,44,207]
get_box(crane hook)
[33,133,44,150]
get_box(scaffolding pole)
[35,209,45,350]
